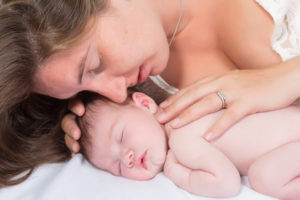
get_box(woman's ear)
[131,92,158,114]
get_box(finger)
[68,98,85,116]
[65,134,80,153]
[157,89,201,123]
[159,75,219,108]
[203,102,250,141]
[61,114,81,140]
[159,87,190,108]
[169,92,223,128]
[157,83,218,123]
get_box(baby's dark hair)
[77,78,171,162]
[76,90,135,162]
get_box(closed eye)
[119,130,124,143]
[86,55,104,78]
[88,64,103,76]
[118,161,122,175]
[90,56,104,74]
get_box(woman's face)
[34,0,170,103]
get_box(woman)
[58,0,300,153]
[0,0,299,184]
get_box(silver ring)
[216,91,226,109]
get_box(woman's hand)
[156,57,300,141]
[61,98,85,156]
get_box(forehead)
[33,18,99,98]
[33,41,89,99]
[86,101,119,165]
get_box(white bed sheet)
[0,154,277,200]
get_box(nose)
[91,76,128,103]
[122,150,135,168]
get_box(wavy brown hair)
[0,0,108,186]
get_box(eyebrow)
[77,47,90,84]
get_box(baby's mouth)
[140,151,148,170]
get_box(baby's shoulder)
[166,122,207,152]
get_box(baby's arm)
[164,129,241,198]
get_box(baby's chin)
[127,169,161,181]
[125,164,164,181]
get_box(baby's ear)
[131,92,157,114]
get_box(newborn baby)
[78,92,300,199]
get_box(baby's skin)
[82,92,300,199]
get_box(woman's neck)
[150,0,221,43]
[149,0,190,42]
[155,0,226,89]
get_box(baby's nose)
[123,150,134,168]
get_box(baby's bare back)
[176,106,300,175]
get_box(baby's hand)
[61,98,85,156]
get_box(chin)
[127,164,163,181]
[128,172,159,181]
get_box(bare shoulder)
[167,123,203,151]
[216,0,281,69]
[166,112,220,152]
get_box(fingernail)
[72,143,79,152]
[156,110,167,122]
[70,129,77,139]
[204,132,214,141]
[160,101,170,108]
[171,118,180,128]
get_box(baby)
[78,92,300,199]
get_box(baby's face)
[87,98,167,180]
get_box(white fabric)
[151,0,300,94]
[0,154,277,200]
[149,75,179,95]
[2,2,299,199]
[256,0,300,61]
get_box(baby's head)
[78,92,168,180]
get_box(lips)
[139,151,148,170]
[138,65,149,83]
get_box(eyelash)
[92,63,103,74]
[86,56,103,76]
[88,63,103,76]
[119,130,124,143]
[118,162,122,175]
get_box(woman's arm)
[164,129,241,197]
[156,56,300,141]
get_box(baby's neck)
[155,107,171,149]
